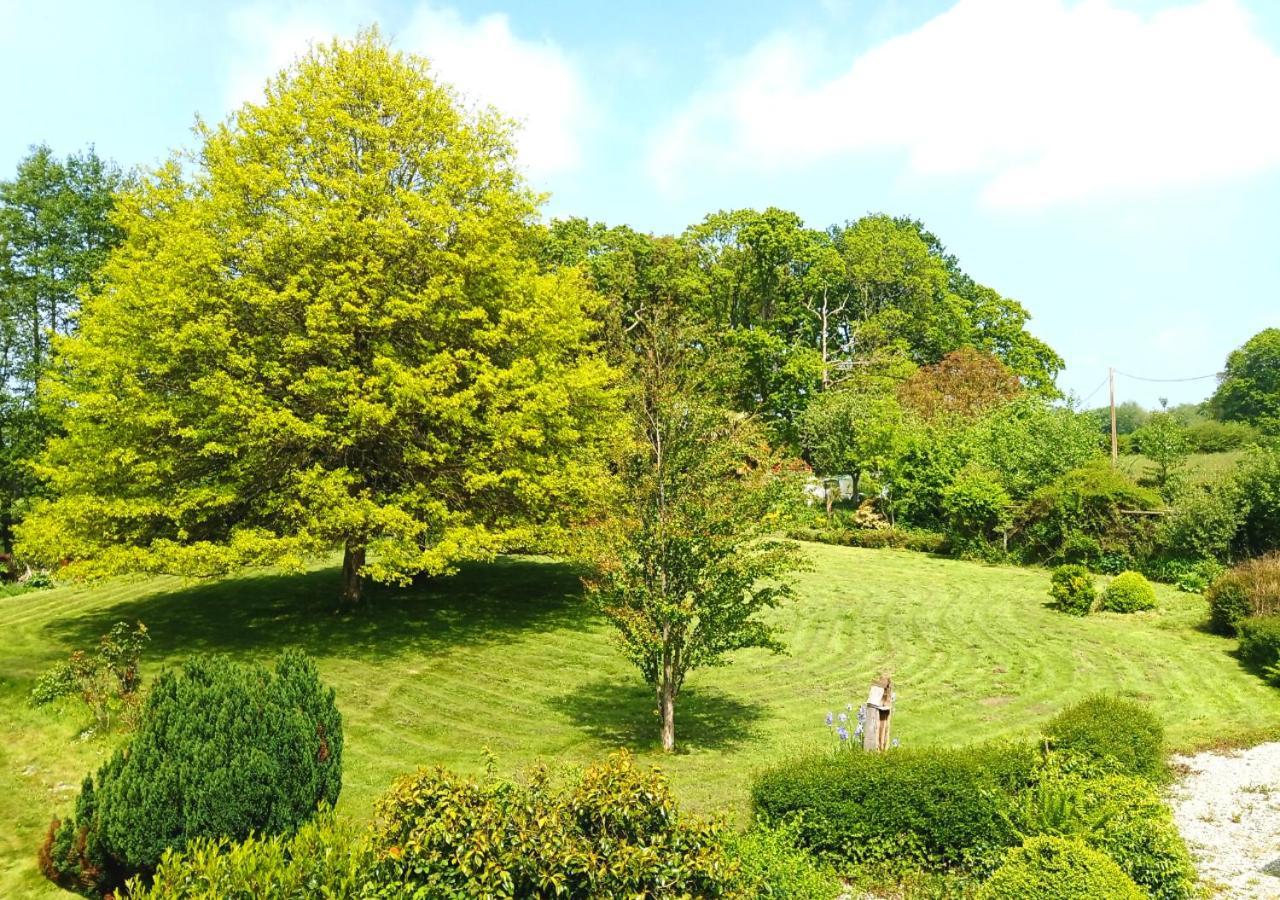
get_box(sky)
[2,0,1277,409]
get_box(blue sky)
[3,0,1277,408]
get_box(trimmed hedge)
[1048,564,1096,616]
[725,823,843,899]
[976,836,1144,900]
[40,652,342,898]
[1101,571,1157,613]
[1042,695,1164,782]
[751,743,1038,873]
[788,527,945,554]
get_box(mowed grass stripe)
[5,544,1280,897]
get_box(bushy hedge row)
[1042,694,1165,781]
[751,743,1038,872]
[133,753,838,900]
[788,526,945,554]
[41,652,342,898]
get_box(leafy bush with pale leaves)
[1042,695,1164,782]
[1100,571,1157,613]
[1048,564,1096,616]
[976,836,1144,900]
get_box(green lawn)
[4,543,1279,897]
[1117,449,1246,485]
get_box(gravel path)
[1171,743,1280,898]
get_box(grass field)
[1117,449,1246,485]
[4,542,1280,897]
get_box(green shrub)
[941,465,1013,555]
[128,813,373,900]
[1019,465,1161,566]
[372,751,737,898]
[1048,564,1095,616]
[1100,571,1157,613]
[1185,419,1259,453]
[1011,768,1195,900]
[788,527,944,554]
[39,652,342,898]
[29,620,150,732]
[1158,479,1247,563]
[751,743,1038,873]
[1207,552,1280,635]
[1237,615,1280,684]
[1042,695,1164,782]
[1236,448,1280,556]
[726,822,842,899]
[976,836,1144,900]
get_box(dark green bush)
[128,813,372,899]
[40,652,342,898]
[1042,695,1164,782]
[788,527,944,554]
[1207,553,1280,635]
[751,743,1038,873]
[1185,419,1259,453]
[1236,448,1280,556]
[1048,564,1095,616]
[1237,616,1280,683]
[1100,571,1157,613]
[1019,465,1161,566]
[372,751,737,898]
[976,836,1144,900]
[1157,479,1247,565]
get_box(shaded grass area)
[4,544,1280,896]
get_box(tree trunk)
[341,542,365,606]
[852,470,861,506]
[660,678,676,753]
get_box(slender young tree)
[19,33,619,603]
[586,291,802,752]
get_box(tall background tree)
[18,33,619,603]
[1212,328,1280,435]
[0,145,122,555]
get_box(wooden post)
[861,675,895,752]
[1110,367,1118,468]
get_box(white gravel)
[1170,743,1280,899]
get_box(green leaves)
[18,33,620,592]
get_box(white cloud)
[649,0,1280,209]
[223,2,587,178]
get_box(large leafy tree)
[19,33,619,603]
[1212,328,1280,434]
[0,146,123,554]
[586,302,801,753]
[798,387,906,506]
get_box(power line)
[1078,374,1110,406]
[1113,369,1218,384]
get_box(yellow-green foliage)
[1101,571,1157,613]
[1208,552,1280,635]
[976,836,1144,900]
[1049,564,1096,616]
[373,751,739,897]
[17,30,619,586]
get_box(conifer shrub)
[1048,564,1096,616]
[1100,571,1157,613]
[39,651,342,897]
[1042,695,1164,782]
[750,743,1037,873]
[976,836,1144,900]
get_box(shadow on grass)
[42,556,590,662]
[549,678,767,753]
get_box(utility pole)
[1109,367,1118,468]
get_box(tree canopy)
[1212,328,1280,435]
[17,33,619,601]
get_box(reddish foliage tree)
[898,347,1021,422]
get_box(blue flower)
[837,726,849,741]
[891,738,900,748]
[838,712,847,723]
[825,711,833,726]
[854,724,863,738]
[856,708,866,723]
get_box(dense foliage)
[751,743,1037,872]
[1100,571,1157,613]
[372,751,739,898]
[40,652,341,897]
[1207,553,1280,635]
[1019,465,1161,568]
[17,33,620,603]
[29,620,149,732]
[1237,615,1280,683]
[1042,695,1165,781]
[1211,328,1280,434]
[975,836,1144,900]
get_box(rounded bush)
[1101,571,1157,613]
[976,836,1144,900]
[751,743,1037,872]
[1049,564,1096,616]
[726,823,842,899]
[1043,695,1164,782]
[1207,553,1280,635]
[39,652,342,897]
